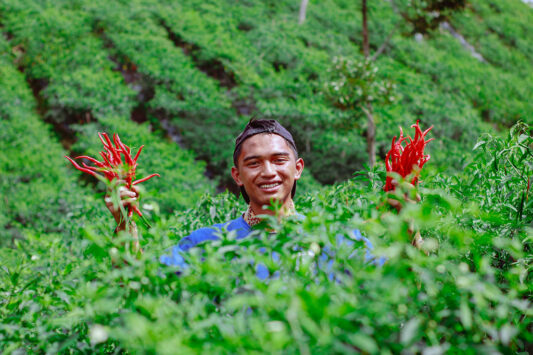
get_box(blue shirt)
[160,216,251,268]
[160,216,384,279]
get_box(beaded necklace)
[243,200,296,227]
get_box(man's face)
[231,133,304,213]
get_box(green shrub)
[1,0,214,216]
[455,121,532,224]
[0,45,105,245]
[1,124,531,353]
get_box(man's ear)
[294,158,304,180]
[231,166,243,186]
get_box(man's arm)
[105,185,141,253]
[387,193,425,250]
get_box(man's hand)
[105,184,142,255]
[386,192,421,214]
[105,184,139,228]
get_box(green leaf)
[460,297,472,330]
[400,318,421,345]
[348,333,378,354]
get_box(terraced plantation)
[0,0,532,353]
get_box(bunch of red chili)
[384,120,433,192]
[65,133,159,217]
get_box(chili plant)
[384,120,433,192]
[65,133,160,218]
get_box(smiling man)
[159,119,305,267]
[232,120,304,222]
[107,119,383,271]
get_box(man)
[161,119,309,272]
[107,119,380,273]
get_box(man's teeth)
[260,183,281,188]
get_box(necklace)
[243,200,296,227]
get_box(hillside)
[1,0,532,189]
[0,0,532,353]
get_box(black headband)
[233,119,298,204]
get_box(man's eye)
[275,158,288,163]
[247,161,259,167]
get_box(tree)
[361,0,374,166]
[324,1,394,168]
[325,58,395,168]
[326,0,464,167]
[362,0,369,57]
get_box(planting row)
[0,36,103,245]
[1,0,531,189]
[0,0,215,216]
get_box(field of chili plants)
[1,0,532,353]
[1,123,531,353]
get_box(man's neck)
[249,199,295,217]
[244,200,296,227]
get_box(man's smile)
[258,181,282,191]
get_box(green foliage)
[455,0,533,65]
[1,0,214,215]
[325,57,395,119]
[459,122,532,224]
[396,0,467,33]
[391,33,533,128]
[1,125,531,353]
[1,1,533,352]
[0,44,104,245]
[2,0,531,184]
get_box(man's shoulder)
[160,216,251,267]
[178,216,251,251]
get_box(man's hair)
[233,119,299,204]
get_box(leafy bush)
[391,33,533,128]
[1,0,214,215]
[1,124,531,353]
[456,121,532,224]
[0,40,105,245]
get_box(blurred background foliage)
[0,0,532,353]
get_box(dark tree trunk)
[362,0,374,167]
[362,103,376,168]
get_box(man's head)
[231,119,304,213]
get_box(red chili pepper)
[384,120,433,192]
[65,132,160,217]
[133,145,144,163]
[132,173,160,186]
[64,156,98,178]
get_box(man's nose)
[261,161,276,177]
